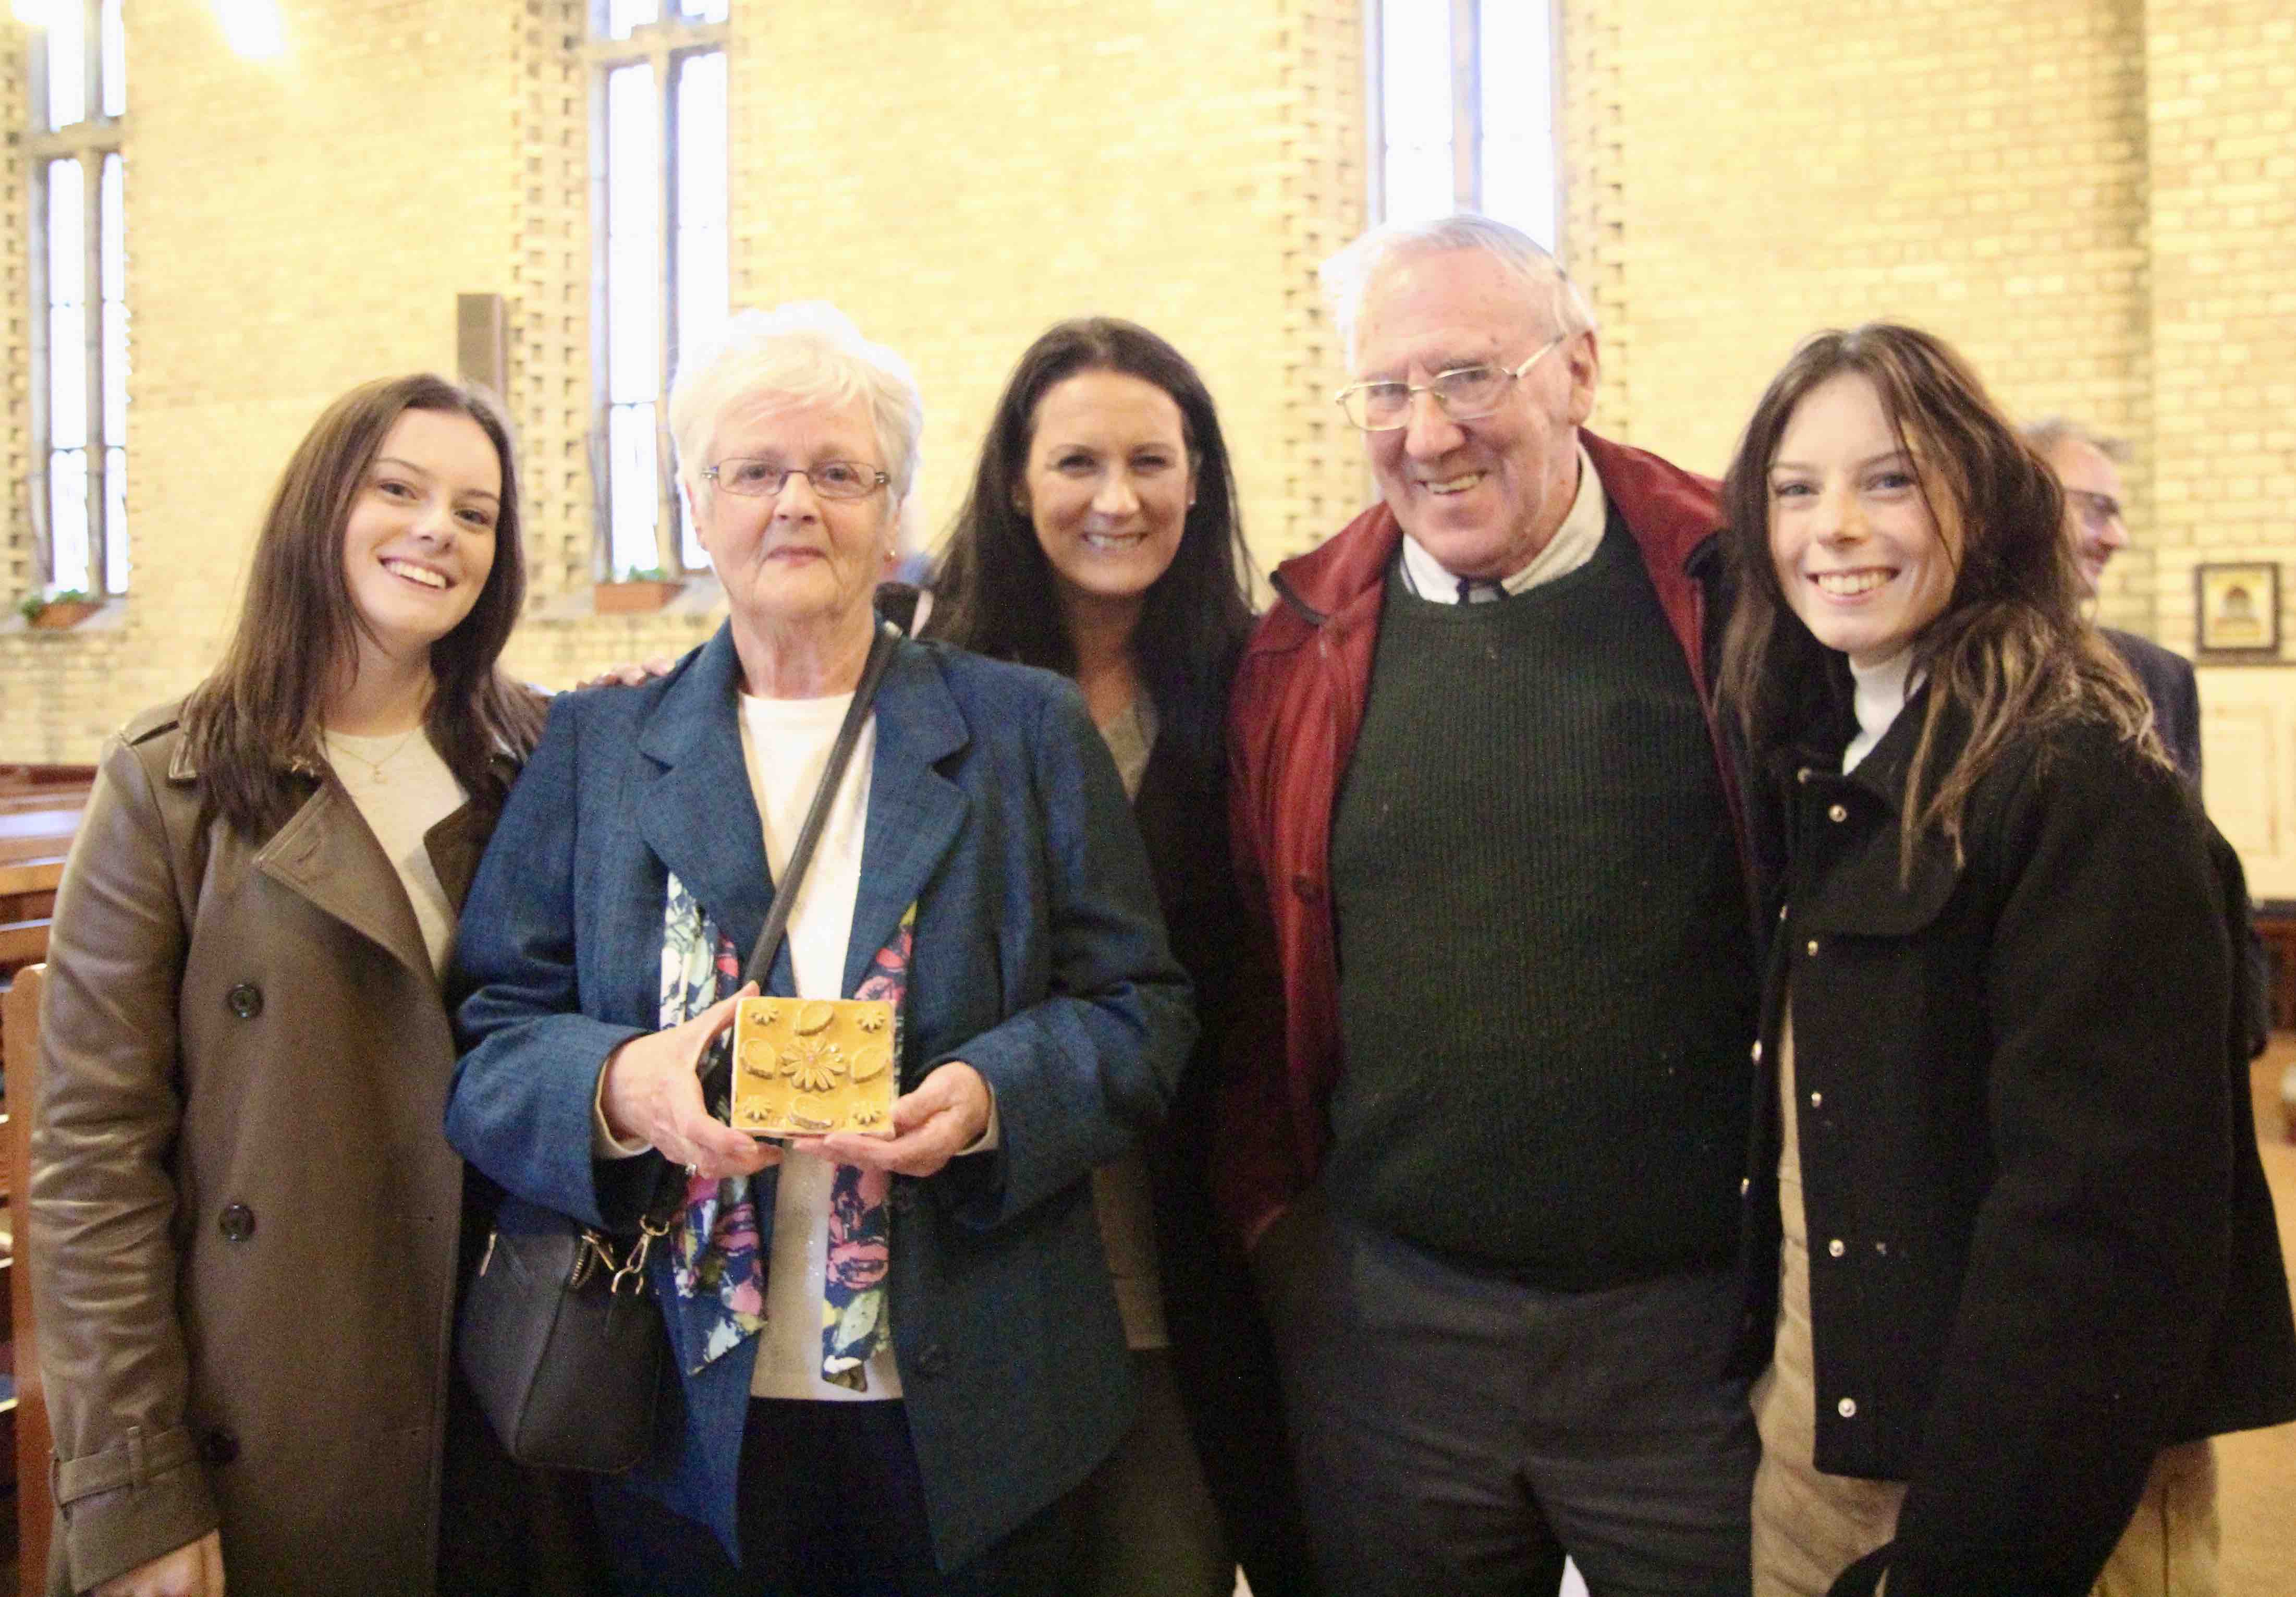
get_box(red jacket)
[1215,430,1744,1245]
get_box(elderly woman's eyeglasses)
[702,459,890,500]
[1334,334,1570,432]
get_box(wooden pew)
[4,967,51,1593]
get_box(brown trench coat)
[30,703,506,1596]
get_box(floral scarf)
[658,872,908,1388]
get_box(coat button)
[1828,803,1848,823]
[1740,1177,1751,1197]
[1751,1040,1763,1064]
[912,1343,949,1378]
[199,1428,240,1465]
[226,983,263,1020]
[1809,1090,1823,1108]
[1828,1238,1846,1258]
[1837,1397,1858,1418]
[219,1203,257,1242]
[1805,939,1819,957]
[1796,767,1813,784]
[1777,902,1788,922]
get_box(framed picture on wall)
[2196,562,2281,657]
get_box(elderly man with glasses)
[1219,213,1760,1595]
[2022,417,2200,780]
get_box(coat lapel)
[636,628,781,985]
[256,780,437,992]
[844,642,969,996]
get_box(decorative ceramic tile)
[727,996,897,1137]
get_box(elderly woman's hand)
[601,983,782,1181]
[808,1062,991,1179]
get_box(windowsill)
[1,596,128,635]
[536,575,725,622]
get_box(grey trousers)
[1257,1197,1756,1597]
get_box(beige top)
[322,729,465,978]
[1093,694,1169,1352]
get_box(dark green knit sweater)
[1325,516,1754,1288]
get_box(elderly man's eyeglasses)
[702,459,890,500]
[2066,487,2123,529]
[1334,334,1570,432]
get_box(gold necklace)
[326,727,422,785]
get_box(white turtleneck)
[1842,650,1916,774]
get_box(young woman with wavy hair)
[1719,323,2295,1597]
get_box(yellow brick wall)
[2144,1,2296,653]
[1582,0,2158,628]
[5,0,2291,759]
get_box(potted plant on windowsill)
[18,589,101,630]
[595,566,682,615]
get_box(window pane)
[607,402,662,576]
[682,0,730,21]
[48,159,89,454]
[101,0,126,116]
[673,50,728,371]
[1381,0,1455,223]
[104,446,128,594]
[605,0,658,40]
[679,493,706,571]
[49,449,92,594]
[46,0,87,129]
[605,63,662,406]
[101,153,128,446]
[1479,1,1556,247]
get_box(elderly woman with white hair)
[445,302,1195,1596]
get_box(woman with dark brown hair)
[926,317,1315,1596]
[1718,323,2296,1596]
[31,375,562,1597]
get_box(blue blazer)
[445,626,1196,1569]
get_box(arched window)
[591,0,728,579]
[24,0,128,599]
[1369,0,1557,247]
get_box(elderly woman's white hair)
[668,301,926,505]
[1320,213,1598,364]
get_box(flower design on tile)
[854,1009,887,1033]
[779,1037,845,1094]
[849,1045,891,1084]
[848,1103,885,1128]
[793,1000,838,1036]
[738,1038,777,1080]
[788,1108,836,1133]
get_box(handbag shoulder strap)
[740,623,900,991]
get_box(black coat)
[1134,727,1320,1597]
[1734,689,2296,1597]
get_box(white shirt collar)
[1842,649,1918,775]
[1398,441,1607,603]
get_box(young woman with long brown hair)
[31,375,563,1597]
[1719,323,2295,1596]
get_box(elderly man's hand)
[600,983,781,1181]
[807,1062,991,1179]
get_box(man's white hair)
[1320,213,1597,364]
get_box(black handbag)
[454,625,900,1472]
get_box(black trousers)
[591,1399,1078,1597]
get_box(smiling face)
[1018,369,1193,630]
[1353,247,1598,581]
[690,392,896,649]
[340,407,502,667]
[1767,372,1961,668]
